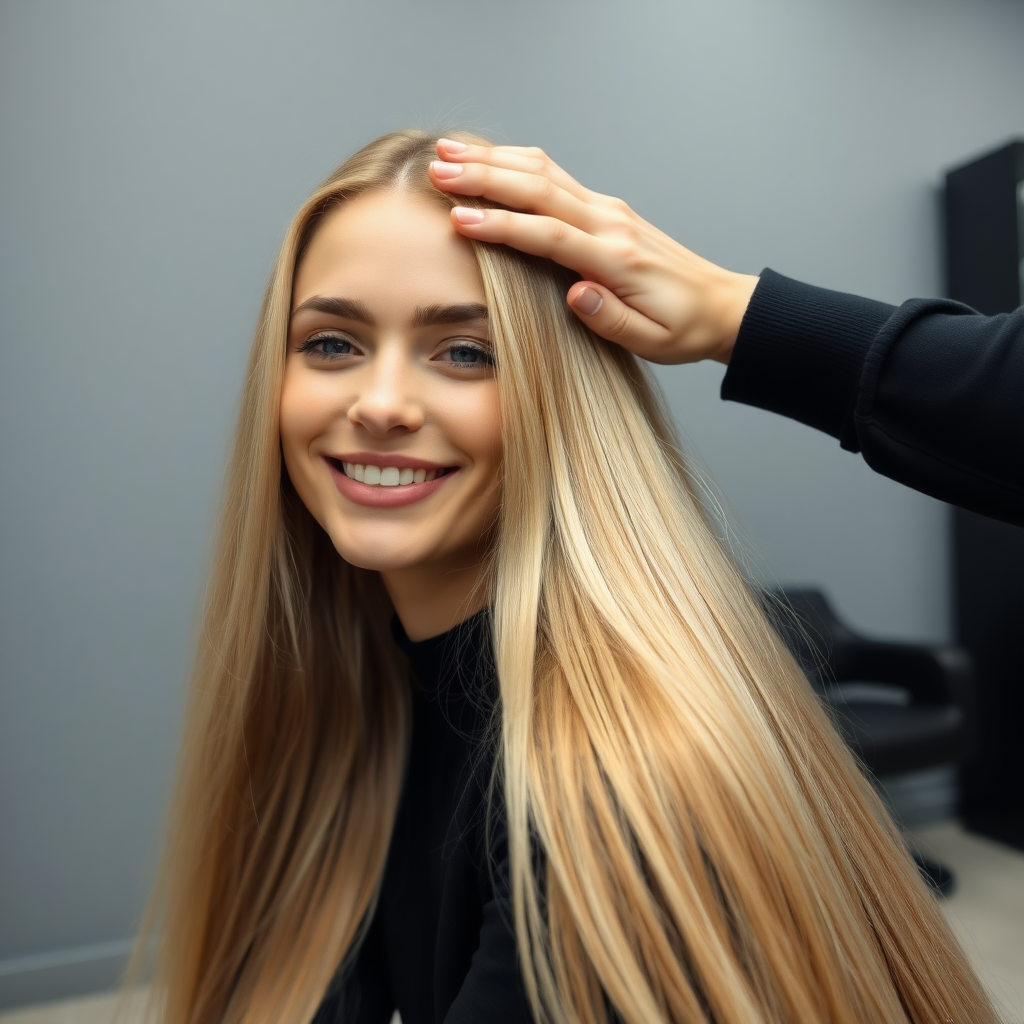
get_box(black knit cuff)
[721,269,897,442]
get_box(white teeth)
[342,462,446,486]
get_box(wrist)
[707,271,759,365]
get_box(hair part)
[130,130,998,1024]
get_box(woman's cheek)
[279,367,332,514]
[281,364,340,448]
[445,382,501,464]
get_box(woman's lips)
[326,458,459,508]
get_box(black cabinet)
[944,140,1024,849]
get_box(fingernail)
[453,207,485,225]
[431,160,463,179]
[572,287,603,316]
[438,138,467,154]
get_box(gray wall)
[2,0,1023,1003]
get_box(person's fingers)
[450,207,624,280]
[565,281,676,362]
[435,139,748,366]
[436,139,591,201]
[450,207,674,353]
[430,160,602,234]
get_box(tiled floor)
[908,821,1024,1020]
[3,821,1022,1023]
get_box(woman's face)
[280,190,501,579]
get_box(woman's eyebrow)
[289,298,488,328]
[290,296,376,323]
[412,303,488,327]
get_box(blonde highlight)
[132,129,998,1024]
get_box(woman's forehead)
[292,191,486,318]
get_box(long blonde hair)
[136,130,997,1024]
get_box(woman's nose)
[346,351,425,437]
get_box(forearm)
[721,270,895,436]
[721,270,1024,524]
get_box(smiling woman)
[280,192,501,637]
[130,130,998,1024]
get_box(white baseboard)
[0,939,134,1011]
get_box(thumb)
[566,282,671,361]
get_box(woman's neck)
[381,557,489,641]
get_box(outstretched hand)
[428,139,758,366]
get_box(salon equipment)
[945,139,1024,851]
[766,587,976,895]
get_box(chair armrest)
[841,640,975,710]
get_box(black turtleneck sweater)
[312,611,533,1024]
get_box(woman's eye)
[440,342,495,368]
[297,332,358,360]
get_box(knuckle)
[604,216,633,245]
[525,149,552,176]
[548,218,570,245]
[611,240,644,271]
[622,224,644,250]
[597,195,633,219]
[532,174,558,202]
[613,211,640,240]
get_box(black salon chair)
[764,587,977,896]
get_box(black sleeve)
[311,906,394,1024]
[720,268,1024,525]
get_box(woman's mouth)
[325,457,459,507]
[333,459,455,486]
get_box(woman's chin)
[336,550,413,574]
[329,535,431,574]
